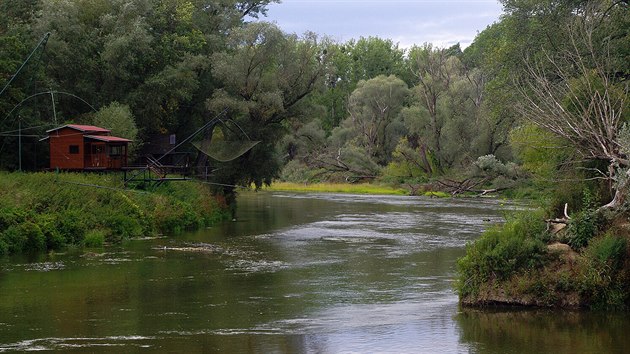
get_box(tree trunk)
[601,168,629,210]
[193,125,216,180]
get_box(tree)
[206,22,328,189]
[514,1,629,208]
[344,75,409,164]
[90,101,141,155]
[406,44,460,167]
[348,37,406,83]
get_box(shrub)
[586,233,627,270]
[0,207,28,230]
[0,239,7,256]
[1,222,45,253]
[103,214,144,241]
[567,209,601,250]
[22,222,46,252]
[473,154,519,179]
[578,257,628,309]
[84,229,106,247]
[2,225,28,253]
[0,172,230,255]
[34,214,66,251]
[567,191,603,250]
[457,210,549,297]
[54,210,88,246]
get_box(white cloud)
[260,0,503,48]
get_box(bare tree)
[515,4,628,209]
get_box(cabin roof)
[85,135,132,143]
[46,124,111,134]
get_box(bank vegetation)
[0,172,229,255]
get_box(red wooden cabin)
[45,124,131,170]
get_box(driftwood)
[545,203,571,233]
[436,177,511,196]
[437,178,489,196]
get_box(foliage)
[578,232,630,309]
[586,233,627,270]
[89,101,140,154]
[263,182,407,195]
[567,191,604,250]
[344,75,409,163]
[472,154,519,179]
[457,209,549,297]
[279,160,325,183]
[567,209,601,250]
[84,229,106,248]
[508,0,629,209]
[206,22,328,191]
[0,172,229,255]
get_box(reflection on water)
[457,309,630,354]
[0,192,627,353]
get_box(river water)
[0,192,628,353]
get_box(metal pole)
[18,118,22,171]
[50,90,57,126]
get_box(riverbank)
[457,208,630,309]
[0,172,230,255]
[263,181,453,197]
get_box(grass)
[263,182,409,195]
[0,171,230,255]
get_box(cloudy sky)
[259,0,504,49]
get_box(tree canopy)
[0,0,627,209]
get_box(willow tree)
[514,1,629,209]
[206,22,329,191]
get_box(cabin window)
[108,145,122,156]
[69,145,79,154]
[92,145,104,154]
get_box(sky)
[258,0,505,49]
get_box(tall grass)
[0,172,229,255]
[263,182,408,195]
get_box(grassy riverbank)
[263,181,446,196]
[457,208,630,309]
[0,172,230,255]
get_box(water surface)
[0,192,628,353]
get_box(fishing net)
[192,139,260,162]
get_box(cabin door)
[107,144,125,169]
[87,143,106,168]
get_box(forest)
[0,0,627,210]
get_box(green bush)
[0,207,28,230]
[1,222,45,253]
[567,209,602,250]
[84,229,106,247]
[0,238,7,256]
[34,214,66,250]
[578,256,628,310]
[22,222,46,252]
[103,214,144,241]
[54,210,88,246]
[457,209,549,297]
[564,189,604,250]
[2,225,27,253]
[586,233,627,270]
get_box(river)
[0,192,628,353]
